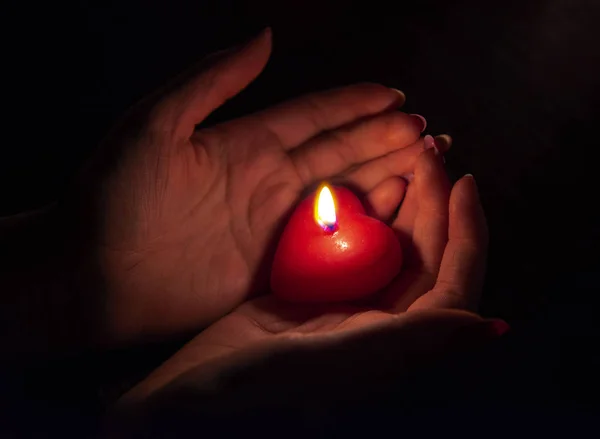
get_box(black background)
[2,0,600,435]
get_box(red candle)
[271,184,403,302]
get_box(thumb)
[151,28,272,139]
[409,174,488,312]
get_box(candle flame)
[315,185,337,231]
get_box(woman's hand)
[70,29,442,342]
[121,147,490,403]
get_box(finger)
[410,147,451,273]
[345,134,452,192]
[291,112,425,184]
[254,83,408,150]
[364,177,407,222]
[409,175,488,311]
[381,149,450,311]
[391,146,449,255]
[435,134,453,150]
[152,28,272,139]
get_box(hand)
[69,29,441,342]
[121,148,490,402]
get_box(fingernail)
[409,114,427,132]
[464,174,476,187]
[424,134,447,164]
[434,134,453,151]
[391,88,406,103]
[424,134,446,162]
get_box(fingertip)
[451,174,480,213]
[458,174,477,193]
[259,27,273,50]
[380,112,429,146]
[390,88,407,107]
[434,134,453,152]
[351,83,406,108]
[246,27,273,62]
[365,177,407,222]
[164,27,273,137]
[450,173,488,244]
[415,147,444,184]
[227,27,273,62]
[462,174,480,204]
[388,175,408,196]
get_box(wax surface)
[271,186,403,302]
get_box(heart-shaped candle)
[271,184,403,302]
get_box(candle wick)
[321,222,338,233]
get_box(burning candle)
[271,184,403,302]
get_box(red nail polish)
[409,114,427,132]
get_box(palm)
[185,123,305,299]
[123,144,489,403]
[151,143,472,356]
[100,31,490,407]
[86,30,433,341]
[125,150,489,401]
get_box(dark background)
[2,0,600,435]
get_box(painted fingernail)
[409,114,427,132]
